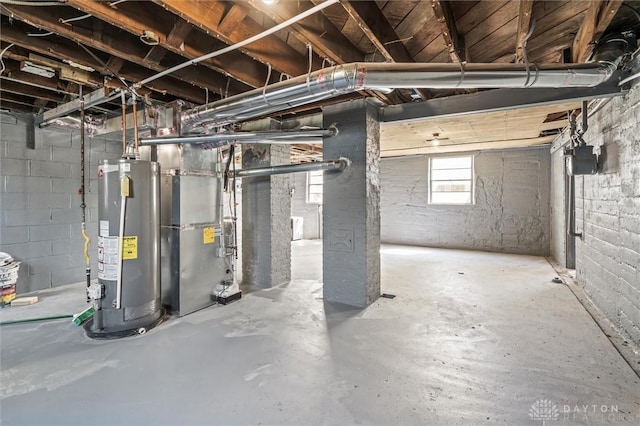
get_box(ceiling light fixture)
[19,61,55,78]
[140,30,160,46]
[262,0,276,4]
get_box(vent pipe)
[140,128,335,147]
[181,61,617,134]
[234,158,350,179]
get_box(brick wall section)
[0,113,122,293]
[380,147,551,255]
[551,85,640,348]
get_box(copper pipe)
[132,97,139,153]
[120,91,126,156]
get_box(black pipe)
[79,86,91,303]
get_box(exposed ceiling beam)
[244,0,361,64]
[339,0,429,101]
[1,91,38,108]
[154,0,323,77]
[64,0,265,89]
[1,5,246,97]
[105,56,126,74]
[0,99,34,112]
[143,18,192,66]
[0,22,207,104]
[572,0,622,63]
[340,0,415,63]
[243,0,401,105]
[0,80,66,103]
[515,0,534,63]
[33,97,50,113]
[217,4,248,35]
[431,0,466,63]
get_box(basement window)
[429,156,475,205]
[307,170,323,204]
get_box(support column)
[322,98,381,308]
[241,144,292,289]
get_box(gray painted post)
[241,144,292,289]
[322,98,381,308]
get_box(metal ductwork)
[181,61,617,133]
[234,158,350,179]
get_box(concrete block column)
[322,98,381,308]
[241,144,291,289]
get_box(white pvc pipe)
[115,195,126,310]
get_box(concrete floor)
[1,241,639,425]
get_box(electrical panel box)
[565,145,598,175]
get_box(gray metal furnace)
[86,159,164,338]
[155,144,238,316]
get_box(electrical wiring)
[27,13,91,37]
[0,0,65,5]
[0,43,15,75]
[135,0,339,88]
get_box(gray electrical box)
[565,145,598,175]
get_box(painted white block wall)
[0,113,122,293]
[550,84,640,348]
[379,147,551,255]
[290,172,322,240]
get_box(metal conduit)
[181,62,617,133]
[234,158,350,179]
[140,128,335,146]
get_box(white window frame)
[306,170,323,204]
[428,155,475,205]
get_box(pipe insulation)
[181,62,616,133]
[140,128,335,146]
[234,158,350,179]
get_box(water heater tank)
[86,159,163,338]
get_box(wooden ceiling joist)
[339,0,429,100]
[244,0,361,65]
[143,18,193,66]
[430,0,466,63]
[154,0,323,77]
[64,0,266,89]
[572,0,623,63]
[0,80,66,103]
[0,6,245,102]
[515,0,534,63]
[0,21,207,103]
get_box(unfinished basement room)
[1,0,640,424]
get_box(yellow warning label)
[203,227,215,244]
[122,236,138,260]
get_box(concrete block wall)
[290,172,322,239]
[550,84,640,348]
[0,113,122,293]
[380,147,551,255]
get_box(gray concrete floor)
[1,241,639,425]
